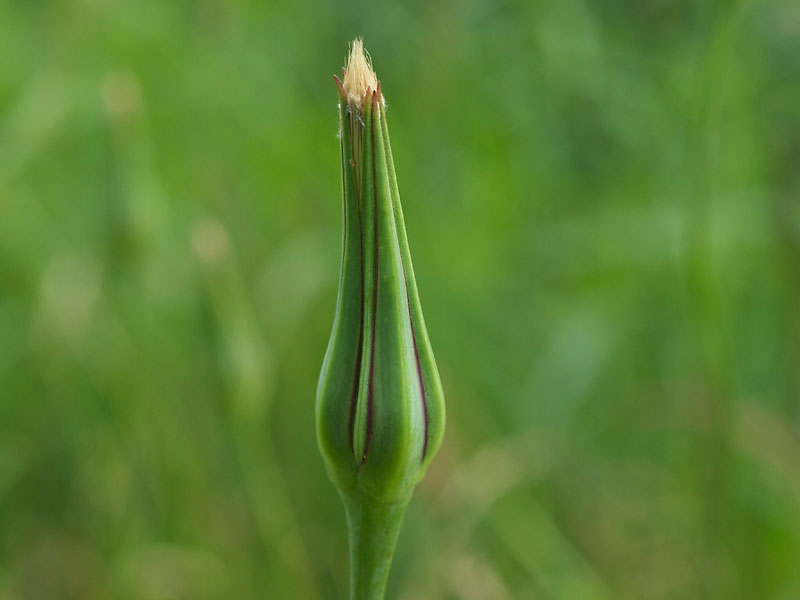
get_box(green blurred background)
[2,0,800,598]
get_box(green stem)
[342,491,410,600]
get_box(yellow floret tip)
[343,38,378,111]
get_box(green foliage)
[1,1,799,598]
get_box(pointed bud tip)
[342,38,378,112]
[333,74,345,98]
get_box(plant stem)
[341,491,410,600]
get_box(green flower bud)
[316,39,446,599]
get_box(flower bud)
[316,40,445,506]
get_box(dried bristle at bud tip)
[342,38,379,111]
